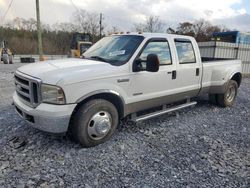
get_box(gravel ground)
[0,63,249,187]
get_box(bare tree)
[86,12,99,36]
[134,16,165,33]
[145,16,165,32]
[5,17,25,30]
[176,19,229,41]
[23,18,37,31]
[41,23,51,32]
[193,19,230,41]
[4,17,38,31]
[72,9,88,32]
[52,22,78,33]
[176,22,195,36]
[72,10,102,38]
[106,26,120,35]
[192,19,212,40]
[134,23,145,32]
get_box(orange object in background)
[39,56,47,61]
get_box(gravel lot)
[0,63,249,187]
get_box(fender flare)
[75,89,126,117]
[228,71,242,86]
[76,89,125,103]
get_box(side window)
[175,40,196,64]
[139,41,172,65]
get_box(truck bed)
[201,59,242,94]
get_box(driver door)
[128,38,177,112]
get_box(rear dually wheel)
[216,80,238,107]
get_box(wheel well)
[72,93,125,120]
[231,72,242,87]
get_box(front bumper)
[13,92,77,133]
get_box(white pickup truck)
[13,33,242,147]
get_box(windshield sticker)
[109,50,125,56]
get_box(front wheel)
[70,99,119,147]
[217,80,238,107]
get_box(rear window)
[175,40,196,64]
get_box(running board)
[131,101,197,122]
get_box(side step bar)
[131,101,197,122]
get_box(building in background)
[212,31,250,45]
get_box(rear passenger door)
[173,38,202,97]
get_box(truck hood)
[17,58,125,85]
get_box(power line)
[1,0,14,24]
[69,0,78,11]
[69,0,83,19]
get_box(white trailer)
[198,41,250,74]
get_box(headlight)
[41,84,65,104]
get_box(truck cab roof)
[111,32,195,41]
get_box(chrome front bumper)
[13,92,77,133]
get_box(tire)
[2,54,9,64]
[209,94,218,105]
[70,99,119,147]
[217,80,238,107]
[3,59,8,64]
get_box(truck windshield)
[83,35,144,65]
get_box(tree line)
[0,11,229,55]
[135,16,229,42]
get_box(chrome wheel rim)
[87,111,112,140]
[226,85,236,103]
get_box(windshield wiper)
[90,56,107,62]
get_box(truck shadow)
[118,95,227,133]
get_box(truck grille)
[14,71,41,107]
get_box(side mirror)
[146,54,159,72]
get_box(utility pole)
[36,0,44,61]
[99,13,102,39]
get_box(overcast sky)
[0,0,250,31]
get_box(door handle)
[172,70,177,79]
[167,70,176,79]
[196,68,200,76]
